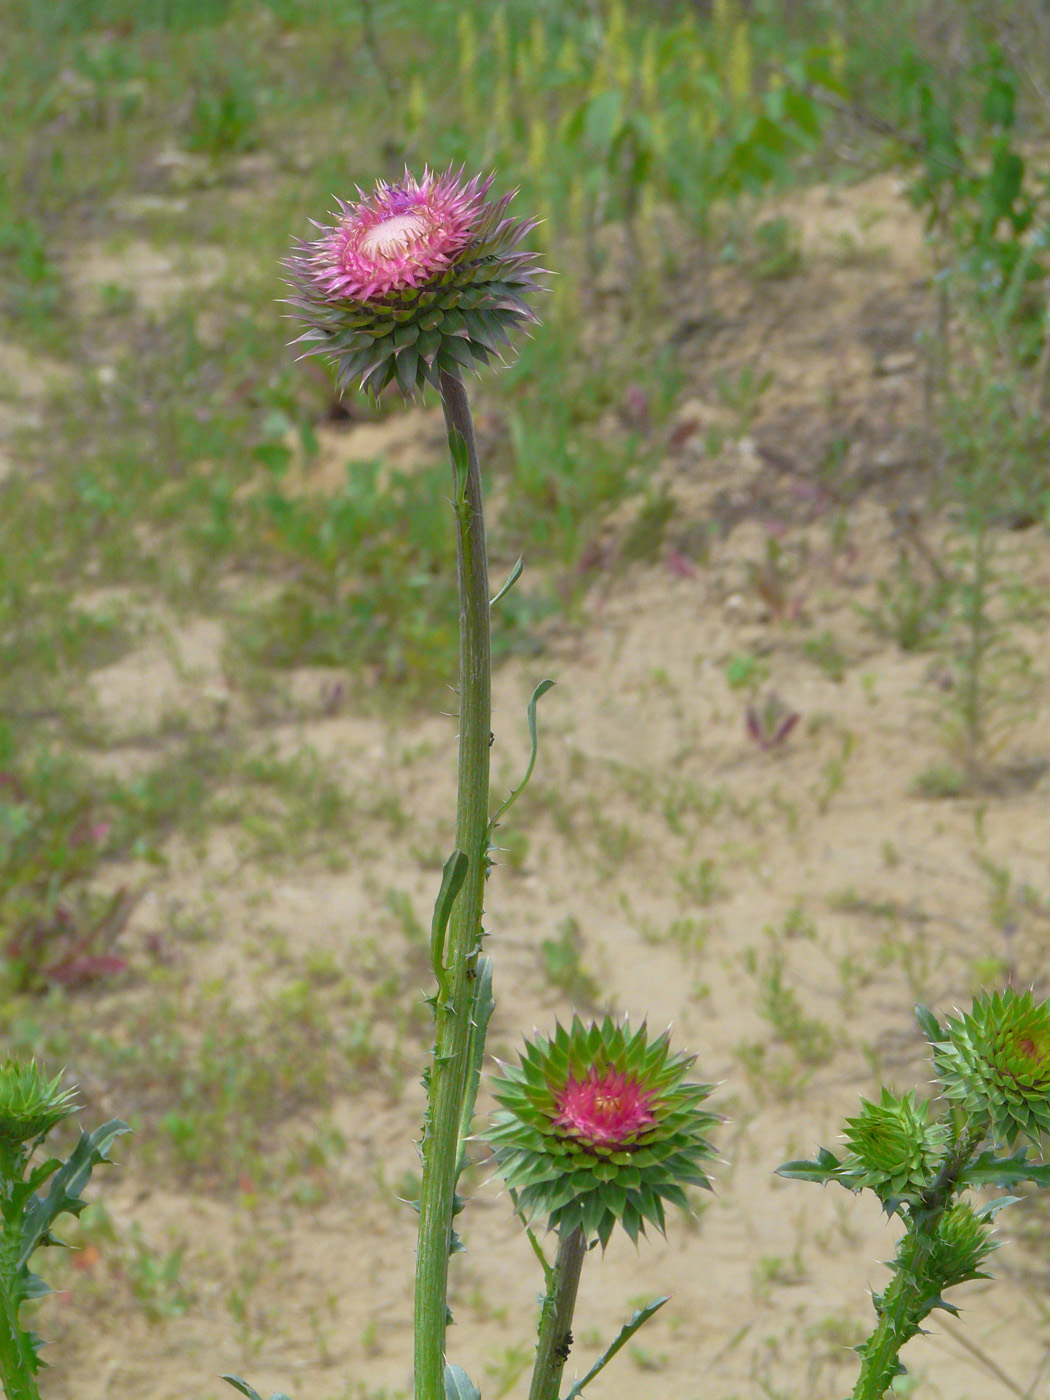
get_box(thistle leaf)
[775,1148,844,1185]
[445,1364,481,1400]
[221,1377,292,1400]
[561,1297,669,1400]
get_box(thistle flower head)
[485,1017,719,1248]
[0,1060,77,1153]
[932,989,1050,1147]
[287,166,543,398]
[840,1089,947,1209]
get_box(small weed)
[630,1345,669,1371]
[125,1224,196,1322]
[750,217,802,281]
[539,916,601,1008]
[715,366,774,435]
[802,631,847,683]
[383,888,426,946]
[911,763,967,800]
[861,544,952,652]
[0,756,132,992]
[745,692,800,752]
[747,535,804,622]
[676,857,726,907]
[484,1345,532,1399]
[813,731,854,813]
[724,651,770,693]
[747,944,834,1068]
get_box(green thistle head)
[932,989,1050,1147]
[925,1201,999,1291]
[287,166,543,398]
[0,1060,77,1154]
[841,1089,947,1208]
[485,1017,719,1248]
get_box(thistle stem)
[852,1124,985,1400]
[0,1176,41,1400]
[528,1226,587,1400]
[414,369,493,1400]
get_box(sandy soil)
[22,174,1050,1400]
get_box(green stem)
[528,1226,587,1400]
[414,370,493,1400]
[0,1199,40,1400]
[852,1125,984,1400]
[851,1232,924,1400]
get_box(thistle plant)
[285,165,538,1400]
[0,1060,128,1400]
[241,165,726,1400]
[780,989,1050,1400]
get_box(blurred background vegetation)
[0,0,1048,1183]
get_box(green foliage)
[0,1069,128,1400]
[240,458,459,684]
[424,0,838,297]
[0,755,130,995]
[0,218,62,333]
[904,38,1049,354]
[780,991,1050,1398]
[184,59,261,155]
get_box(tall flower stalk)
[413,365,492,1400]
[287,166,542,1400]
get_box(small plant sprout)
[745,692,800,752]
[486,1017,719,1400]
[0,1060,129,1400]
[779,990,1050,1400]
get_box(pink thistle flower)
[287,166,543,398]
[552,1069,656,1150]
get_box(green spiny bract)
[485,1016,719,1248]
[287,166,543,399]
[932,988,1050,1147]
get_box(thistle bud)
[0,1060,77,1152]
[925,1201,999,1291]
[932,989,1050,1147]
[840,1089,947,1208]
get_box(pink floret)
[305,167,492,304]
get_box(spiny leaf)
[445,1363,481,1400]
[561,1297,669,1400]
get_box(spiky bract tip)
[0,1059,77,1152]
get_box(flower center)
[359,212,430,261]
[553,1070,656,1150]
